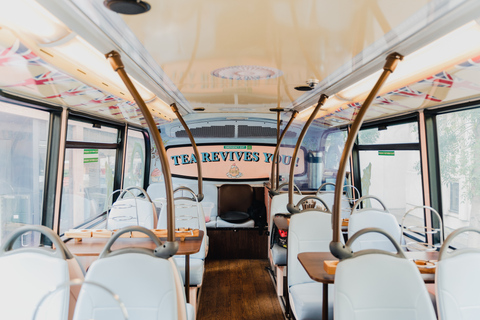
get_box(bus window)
[0,102,49,246]
[59,120,118,234]
[123,129,146,188]
[358,121,423,224]
[437,107,480,247]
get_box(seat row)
[268,187,480,320]
[0,225,194,320]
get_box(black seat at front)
[218,184,253,223]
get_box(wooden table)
[297,251,438,320]
[66,231,204,303]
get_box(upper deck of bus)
[2,1,480,319]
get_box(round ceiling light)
[212,65,283,81]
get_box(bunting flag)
[0,40,41,66]
[419,71,480,91]
[4,70,74,87]
[45,85,100,99]
[457,55,480,68]
[389,86,442,102]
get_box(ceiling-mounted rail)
[287,94,328,213]
[106,50,178,258]
[269,109,298,193]
[330,52,403,259]
[170,102,204,202]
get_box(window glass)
[358,122,419,144]
[359,150,423,224]
[124,129,146,188]
[66,120,117,143]
[0,102,49,246]
[60,148,116,234]
[437,108,480,247]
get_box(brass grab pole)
[330,52,403,259]
[287,94,328,213]
[269,110,298,193]
[170,103,204,202]
[106,51,178,257]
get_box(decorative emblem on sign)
[226,163,243,179]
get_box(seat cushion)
[216,218,255,228]
[174,257,204,286]
[271,243,287,266]
[289,282,334,320]
[220,211,250,223]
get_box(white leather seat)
[436,227,480,320]
[315,183,358,220]
[335,228,436,320]
[316,192,352,220]
[269,193,303,266]
[348,196,401,252]
[107,187,157,230]
[74,226,191,320]
[0,225,84,320]
[158,196,206,286]
[288,210,334,320]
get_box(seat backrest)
[74,253,178,320]
[436,227,480,320]
[74,227,186,320]
[316,192,351,219]
[335,253,436,320]
[269,193,304,231]
[107,197,157,230]
[158,198,207,259]
[218,184,253,216]
[146,182,166,200]
[0,226,74,320]
[287,211,333,287]
[348,210,401,252]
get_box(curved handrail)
[351,195,389,213]
[270,111,298,190]
[315,182,335,194]
[33,279,129,320]
[287,94,328,213]
[344,227,407,260]
[107,51,177,251]
[277,182,302,195]
[316,183,360,202]
[295,195,331,213]
[170,103,204,202]
[120,186,153,202]
[330,53,403,259]
[99,226,162,259]
[343,184,361,202]
[173,186,198,202]
[0,225,72,260]
[400,205,443,251]
[105,189,139,230]
[439,227,480,260]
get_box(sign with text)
[166,145,305,180]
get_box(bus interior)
[1,0,480,319]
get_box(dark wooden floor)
[197,259,284,320]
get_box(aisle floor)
[197,259,284,320]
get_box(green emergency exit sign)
[378,151,395,156]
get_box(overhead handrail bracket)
[330,53,403,259]
[170,103,204,202]
[287,94,328,213]
[106,51,178,257]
